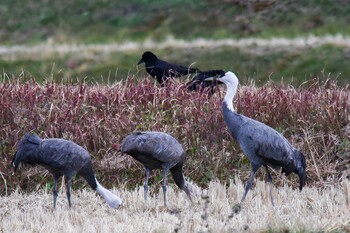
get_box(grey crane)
[204,71,307,205]
[114,131,193,207]
[11,133,122,209]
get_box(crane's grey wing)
[240,120,297,169]
[124,132,184,167]
[38,139,90,171]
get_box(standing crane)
[11,133,122,209]
[204,71,307,205]
[114,131,193,207]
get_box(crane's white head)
[217,71,239,86]
[203,71,239,88]
[204,71,239,112]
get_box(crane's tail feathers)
[95,179,122,208]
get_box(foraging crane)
[137,51,200,86]
[114,131,193,207]
[11,133,122,209]
[204,71,307,205]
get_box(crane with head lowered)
[12,133,122,209]
[114,131,194,207]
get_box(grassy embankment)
[1,0,350,84]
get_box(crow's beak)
[137,58,144,65]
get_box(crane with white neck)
[12,133,122,209]
[204,71,306,205]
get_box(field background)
[1,0,350,232]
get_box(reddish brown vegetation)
[1,77,349,195]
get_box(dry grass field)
[1,178,349,233]
[1,78,349,232]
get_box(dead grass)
[1,179,349,233]
[1,77,350,195]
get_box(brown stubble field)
[0,76,350,232]
[1,179,349,232]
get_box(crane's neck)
[170,160,193,201]
[223,80,238,112]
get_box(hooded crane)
[204,71,306,205]
[12,133,122,209]
[186,69,225,96]
[113,131,193,207]
[137,51,200,86]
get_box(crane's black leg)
[53,176,59,209]
[241,163,260,203]
[66,176,72,208]
[264,165,275,206]
[162,167,169,207]
[144,167,151,201]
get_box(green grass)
[1,0,350,86]
[1,0,350,45]
[1,45,349,85]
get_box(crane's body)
[12,133,122,209]
[223,103,304,174]
[204,71,306,205]
[118,131,193,206]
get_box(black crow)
[186,69,225,96]
[137,51,200,86]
